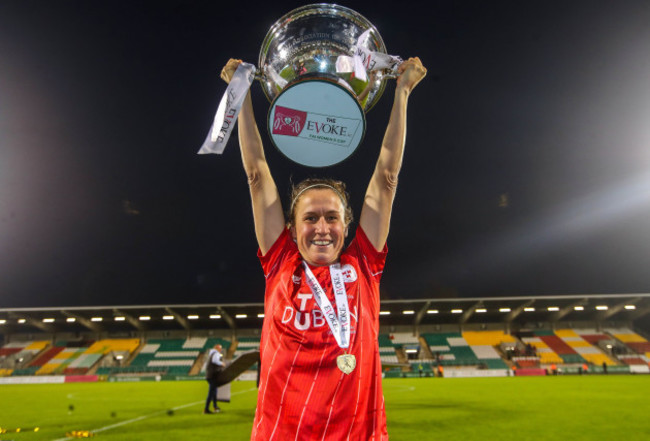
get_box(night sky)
[2,1,650,308]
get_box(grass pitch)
[0,375,648,440]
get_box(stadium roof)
[1,293,648,335]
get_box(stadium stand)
[30,339,137,375]
[534,330,587,364]
[0,340,49,373]
[37,346,87,375]
[519,333,563,365]
[1,294,648,379]
[31,346,65,369]
[100,337,231,376]
[462,331,513,369]
[111,338,189,375]
[390,332,419,362]
[390,332,419,346]
[0,346,22,357]
[378,334,400,365]
[617,354,648,366]
[230,337,260,370]
[233,337,260,357]
[513,358,539,368]
[555,329,617,366]
[606,328,650,364]
[609,328,650,354]
[422,332,480,366]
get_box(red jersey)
[252,227,388,441]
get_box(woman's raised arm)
[359,57,427,251]
[222,59,285,254]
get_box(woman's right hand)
[220,58,242,84]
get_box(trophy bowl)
[258,4,393,167]
[259,3,389,112]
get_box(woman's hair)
[287,178,353,228]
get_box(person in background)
[204,344,224,414]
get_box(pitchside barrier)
[1,364,647,384]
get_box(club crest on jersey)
[341,264,357,283]
[292,274,302,284]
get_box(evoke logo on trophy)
[199,3,402,167]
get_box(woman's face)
[291,188,348,266]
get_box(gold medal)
[336,353,356,374]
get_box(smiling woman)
[216,56,426,441]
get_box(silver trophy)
[197,4,401,166]
[258,4,401,167]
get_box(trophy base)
[267,75,366,168]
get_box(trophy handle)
[380,58,404,80]
[377,64,402,80]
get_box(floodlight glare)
[0,319,6,325]
[18,319,26,324]
[379,311,391,315]
[257,313,265,318]
[547,307,559,312]
[524,307,535,312]
[402,310,415,315]
[187,315,199,320]
[574,306,584,311]
[451,309,463,314]
[209,314,221,319]
[405,349,418,354]
[476,308,487,313]
[624,305,636,310]
[426,309,439,314]
[66,318,76,323]
[499,308,511,313]
[43,318,55,323]
[139,316,151,321]
[114,316,126,321]
[91,317,103,322]
[595,305,608,311]
[235,314,248,319]
[162,315,174,320]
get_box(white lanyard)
[302,262,350,349]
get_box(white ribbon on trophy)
[198,62,256,155]
[336,29,403,81]
[198,62,292,155]
[264,65,288,90]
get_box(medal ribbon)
[302,262,350,349]
[198,62,256,155]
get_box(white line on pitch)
[51,387,257,441]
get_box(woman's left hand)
[396,57,427,94]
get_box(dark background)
[2,1,650,308]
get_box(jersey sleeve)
[257,228,296,278]
[352,226,388,281]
